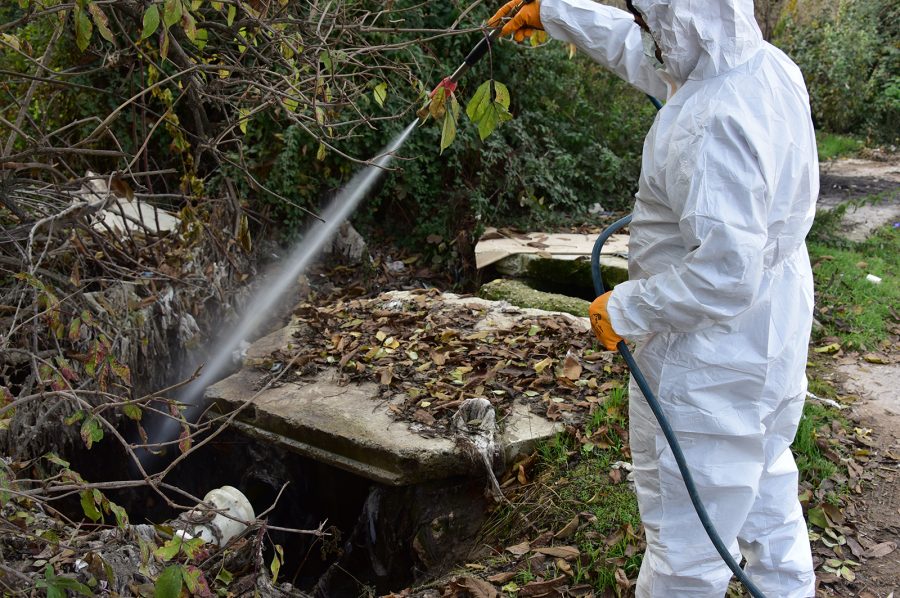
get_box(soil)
[817,156,900,598]
[816,358,900,598]
[817,157,900,242]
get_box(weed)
[793,402,840,487]
[482,410,642,594]
[816,132,864,161]
[808,223,899,349]
[537,433,574,468]
[515,567,536,585]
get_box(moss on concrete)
[495,254,629,294]
[478,279,590,317]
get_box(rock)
[479,279,590,318]
[323,221,367,262]
[207,365,565,486]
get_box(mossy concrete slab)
[206,292,571,486]
[479,279,590,317]
[475,232,629,290]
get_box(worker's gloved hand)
[489,0,542,43]
[589,292,625,351]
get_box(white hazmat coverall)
[539,0,818,596]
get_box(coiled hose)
[591,138,767,598]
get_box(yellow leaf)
[534,357,553,374]
[813,343,841,354]
[863,353,889,364]
[464,331,489,341]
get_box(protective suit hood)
[632,0,763,83]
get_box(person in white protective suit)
[489,1,819,596]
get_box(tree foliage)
[774,0,899,142]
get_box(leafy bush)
[2,1,653,269]
[249,2,654,253]
[774,0,899,143]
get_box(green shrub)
[774,0,899,143]
[234,2,654,251]
[4,1,653,260]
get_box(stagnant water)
[141,120,418,467]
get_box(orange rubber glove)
[489,0,542,41]
[589,292,626,351]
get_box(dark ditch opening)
[478,264,608,302]
[64,423,492,596]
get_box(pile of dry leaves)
[266,290,624,434]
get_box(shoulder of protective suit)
[674,49,803,147]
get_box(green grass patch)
[808,221,899,350]
[481,382,641,594]
[816,132,864,161]
[793,401,841,487]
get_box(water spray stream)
[141,120,418,467]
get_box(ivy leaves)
[72,0,115,52]
[71,0,116,51]
[139,0,203,59]
[141,5,161,40]
[73,5,92,52]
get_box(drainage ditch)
[65,423,492,596]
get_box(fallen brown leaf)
[864,541,896,558]
[531,531,554,548]
[822,503,845,526]
[533,546,580,560]
[561,353,582,381]
[449,576,498,598]
[413,409,435,426]
[506,541,531,556]
[554,515,580,540]
[846,535,866,558]
[518,576,567,597]
[486,571,516,584]
[614,567,632,590]
[517,464,528,485]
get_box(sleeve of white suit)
[606,115,770,337]
[539,0,669,99]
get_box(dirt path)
[818,157,900,242]
[817,156,900,598]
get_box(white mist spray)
[142,121,418,464]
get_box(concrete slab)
[207,368,460,485]
[475,232,629,269]
[474,232,629,290]
[206,292,572,486]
